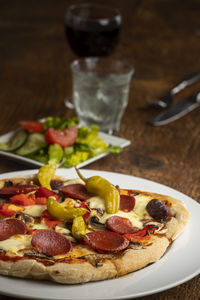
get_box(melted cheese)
[0,235,32,257]
[28,222,48,230]
[87,196,105,210]
[87,193,152,229]
[100,211,143,228]
[63,178,84,186]
[55,226,71,235]
[134,194,152,218]
[23,205,46,217]
[54,244,96,259]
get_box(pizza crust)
[0,235,169,284]
[46,235,170,283]
[112,235,169,276]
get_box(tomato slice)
[45,126,78,147]
[19,121,43,133]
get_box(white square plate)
[0,129,130,168]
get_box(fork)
[147,71,200,108]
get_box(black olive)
[50,180,64,191]
[146,199,169,222]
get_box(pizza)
[0,167,189,284]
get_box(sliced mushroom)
[129,241,142,250]
[24,250,55,264]
[15,213,35,225]
[144,221,167,234]
[24,250,52,259]
[91,208,105,217]
[65,235,77,244]
[88,216,106,231]
[80,254,114,267]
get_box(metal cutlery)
[149,91,200,126]
[147,71,200,108]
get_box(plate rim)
[0,168,199,300]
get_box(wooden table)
[0,0,200,299]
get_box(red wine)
[65,5,121,57]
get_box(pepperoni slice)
[0,219,27,241]
[61,184,92,201]
[84,231,129,252]
[0,185,39,197]
[120,195,135,212]
[31,230,72,256]
[106,216,137,234]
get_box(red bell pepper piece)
[0,204,16,217]
[28,229,43,235]
[35,187,58,199]
[34,197,47,205]
[79,201,91,221]
[41,209,60,228]
[10,193,35,206]
[124,225,158,241]
[42,217,61,229]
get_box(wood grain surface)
[0,0,199,299]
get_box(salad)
[0,117,122,168]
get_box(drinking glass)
[71,58,134,134]
[64,4,122,108]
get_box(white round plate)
[0,169,199,300]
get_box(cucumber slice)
[0,130,28,152]
[16,133,47,156]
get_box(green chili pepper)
[75,168,120,214]
[72,216,86,239]
[47,196,87,220]
[37,164,56,190]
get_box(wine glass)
[64,3,122,108]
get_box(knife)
[149,92,200,126]
[147,71,200,108]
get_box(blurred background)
[1,0,200,120]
